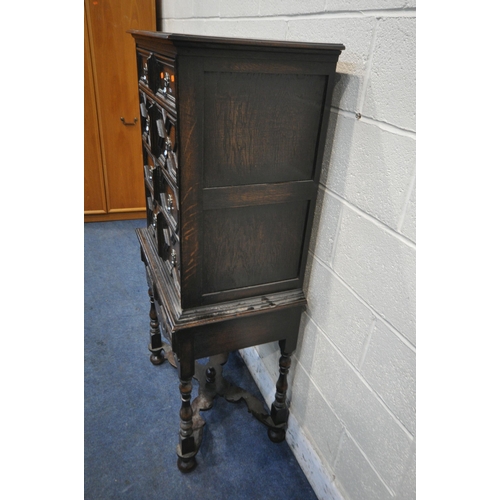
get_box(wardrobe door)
[84,5,106,215]
[84,0,156,221]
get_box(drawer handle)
[121,117,138,126]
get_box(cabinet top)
[128,30,345,54]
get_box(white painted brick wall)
[362,17,416,131]
[287,17,377,113]
[360,321,416,434]
[304,258,374,368]
[321,113,416,231]
[158,2,416,499]
[332,207,416,345]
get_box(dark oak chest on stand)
[129,30,344,472]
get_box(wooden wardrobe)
[84,0,156,222]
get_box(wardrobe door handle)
[120,117,138,126]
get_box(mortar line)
[332,428,345,473]
[291,357,407,496]
[293,354,346,431]
[166,9,417,22]
[331,107,417,138]
[357,18,379,115]
[340,426,396,496]
[397,166,417,232]
[318,184,417,250]
[358,317,377,369]
[302,310,415,440]
[332,428,394,498]
[328,201,344,269]
[309,253,416,352]
[291,356,349,484]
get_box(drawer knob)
[164,137,172,155]
[160,72,170,93]
[166,194,174,212]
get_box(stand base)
[175,352,288,472]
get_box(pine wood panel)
[85,0,155,215]
[84,6,107,214]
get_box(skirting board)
[239,346,345,500]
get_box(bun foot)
[177,456,197,473]
[267,427,286,443]
[150,351,165,365]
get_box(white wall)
[158,3,416,499]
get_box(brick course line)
[397,166,417,233]
[298,310,415,440]
[358,317,377,369]
[317,185,417,250]
[309,253,416,352]
[332,107,416,138]
[159,9,417,22]
[357,18,380,115]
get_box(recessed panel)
[202,201,309,294]
[203,72,327,187]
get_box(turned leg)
[148,287,165,365]
[268,340,293,443]
[176,345,197,473]
[177,377,197,472]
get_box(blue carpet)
[84,219,318,500]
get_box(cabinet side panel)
[178,50,338,308]
[202,201,309,294]
[203,72,326,187]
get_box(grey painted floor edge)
[84,219,318,500]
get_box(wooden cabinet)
[129,31,344,472]
[84,0,156,222]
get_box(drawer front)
[143,146,155,194]
[161,118,178,184]
[156,211,181,297]
[155,55,176,103]
[146,192,157,236]
[159,170,179,232]
[139,91,154,149]
[164,236,181,297]
[154,105,178,177]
